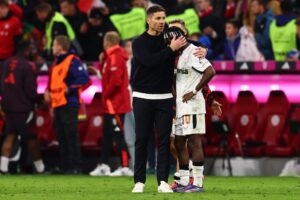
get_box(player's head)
[168,19,188,36]
[35,3,52,22]
[52,35,71,56]
[0,0,9,18]
[250,0,269,15]
[59,0,77,17]
[163,26,186,45]
[103,31,120,50]
[17,40,33,58]
[146,5,166,34]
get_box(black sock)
[179,165,189,170]
[193,161,204,166]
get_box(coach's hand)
[170,36,187,52]
[194,46,208,58]
[182,91,194,103]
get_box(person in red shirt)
[0,0,22,61]
[90,31,132,177]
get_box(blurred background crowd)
[0,0,300,65]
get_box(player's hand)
[49,108,54,118]
[169,36,187,52]
[194,46,208,58]
[43,89,51,104]
[80,22,88,33]
[211,100,222,116]
[182,91,194,103]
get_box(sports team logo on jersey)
[4,23,10,29]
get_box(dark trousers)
[133,97,173,184]
[54,106,82,171]
[101,113,129,167]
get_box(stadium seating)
[242,90,291,156]
[204,91,230,156]
[265,107,300,156]
[35,107,58,150]
[227,91,259,156]
[81,92,104,152]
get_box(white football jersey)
[176,44,212,118]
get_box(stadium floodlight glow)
[210,85,216,91]
[240,85,250,91]
[270,84,280,91]
[81,85,98,104]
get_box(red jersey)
[0,13,22,60]
[100,45,131,114]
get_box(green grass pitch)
[0,176,299,200]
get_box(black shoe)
[0,170,9,175]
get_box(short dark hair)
[0,0,8,7]
[17,40,31,53]
[54,35,71,51]
[35,2,52,13]
[226,19,240,29]
[146,5,165,17]
[163,26,185,44]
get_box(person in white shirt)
[164,20,216,192]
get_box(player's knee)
[174,139,186,151]
[2,142,13,153]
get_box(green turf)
[0,176,299,200]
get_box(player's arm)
[202,85,222,116]
[182,64,215,103]
[67,58,90,95]
[103,54,124,99]
[132,37,185,68]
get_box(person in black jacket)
[0,41,45,174]
[131,5,207,193]
[59,0,88,47]
[35,2,82,59]
[81,8,115,61]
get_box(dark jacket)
[1,54,37,113]
[254,8,274,59]
[132,31,176,94]
[81,19,114,61]
[224,35,241,60]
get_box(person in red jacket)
[90,31,133,177]
[0,0,22,61]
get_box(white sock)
[34,160,45,173]
[189,160,193,177]
[179,169,189,186]
[0,156,9,172]
[193,165,204,187]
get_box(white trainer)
[109,167,134,176]
[157,181,173,193]
[132,182,145,193]
[89,164,111,176]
